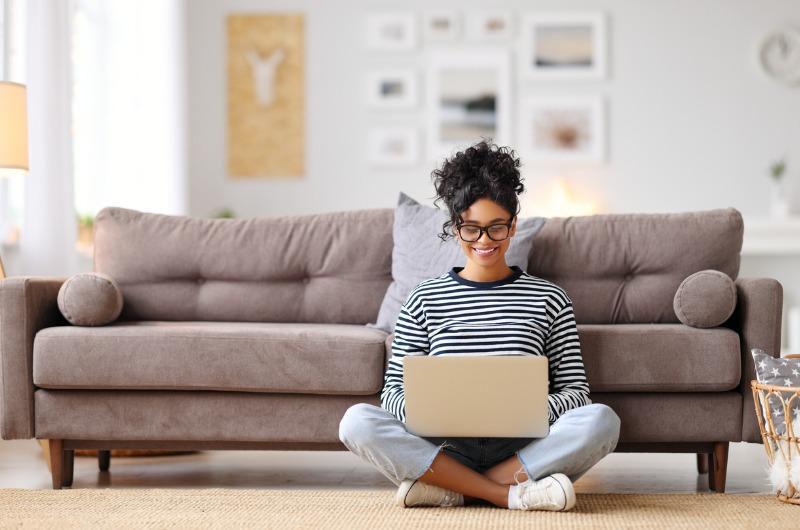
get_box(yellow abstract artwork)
[227,14,304,178]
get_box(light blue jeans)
[338,402,621,487]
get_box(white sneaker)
[395,478,465,507]
[509,472,576,511]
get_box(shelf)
[742,216,800,256]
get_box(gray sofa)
[0,205,782,491]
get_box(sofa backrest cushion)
[93,206,394,323]
[94,206,743,325]
[527,207,743,324]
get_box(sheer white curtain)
[9,0,186,276]
[20,0,77,276]
[72,0,188,220]
[0,0,26,254]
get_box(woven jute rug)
[0,488,796,529]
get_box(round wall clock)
[759,28,800,85]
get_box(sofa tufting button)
[196,277,205,284]
[303,277,310,283]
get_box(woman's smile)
[473,246,499,257]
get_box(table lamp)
[0,81,29,280]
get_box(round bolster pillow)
[57,272,124,326]
[673,269,736,328]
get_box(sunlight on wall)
[536,178,600,218]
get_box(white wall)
[185,0,800,351]
[186,0,800,219]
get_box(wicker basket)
[752,364,800,505]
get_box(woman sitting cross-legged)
[339,140,621,511]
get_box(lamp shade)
[0,81,28,171]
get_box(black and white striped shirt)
[380,265,592,425]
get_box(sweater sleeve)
[380,302,430,423]
[545,299,592,424]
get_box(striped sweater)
[380,264,592,425]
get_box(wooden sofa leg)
[709,442,729,493]
[63,449,74,487]
[696,453,709,474]
[48,439,64,489]
[98,450,111,471]
[48,440,74,489]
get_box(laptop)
[403,355,550,438]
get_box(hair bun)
[430,139,525,242]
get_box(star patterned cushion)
[751,347,800,436]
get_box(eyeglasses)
[456,220,513,242]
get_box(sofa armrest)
[732,277,783,443]
[0,276,68,439]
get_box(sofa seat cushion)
[33,321,389,395]
[580,324,741,392]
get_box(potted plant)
[212,207,236,219]
[75,212,95,257]
[769,159,789,219]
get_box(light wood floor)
[0,440,775,494]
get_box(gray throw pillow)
[751,347,800,436]
[367,191,547,334]
[57,272,124,326]
[673,269,737,328]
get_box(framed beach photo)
[426,49,511,161]
[521,12,607,80]
[367,127,419,166]
[366,70,418,109]
[465,10,513,42]
[518,95,605,162]
[422,10,460,42]
[365,12,417,51]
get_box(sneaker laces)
[439,488,460,507]
[513,470,558,510]
[414,480,461,507]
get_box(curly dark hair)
[430,139,525,242]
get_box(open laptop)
[403,355,549,438]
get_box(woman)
[339,140,621,511]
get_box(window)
[70,0,187,257]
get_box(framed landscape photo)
[366,70,417,109]
[426,49,511,161]
[465,10,513,42]
[422,10,460,42]
[521,12,606,80]
[367,127,419,166]
[518,95,605,162]
[365,12,416,51]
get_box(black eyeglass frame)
[455,219,514,242]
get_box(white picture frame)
[365,12,417,51]
[366,70,418,109]
[426,49,511,161]
[521,12,607,80]
[367,127,419,166]
[422,10,461,42]
[465,10,514,42]
[518,95,605,162]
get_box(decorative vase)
[770,178,789,219]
